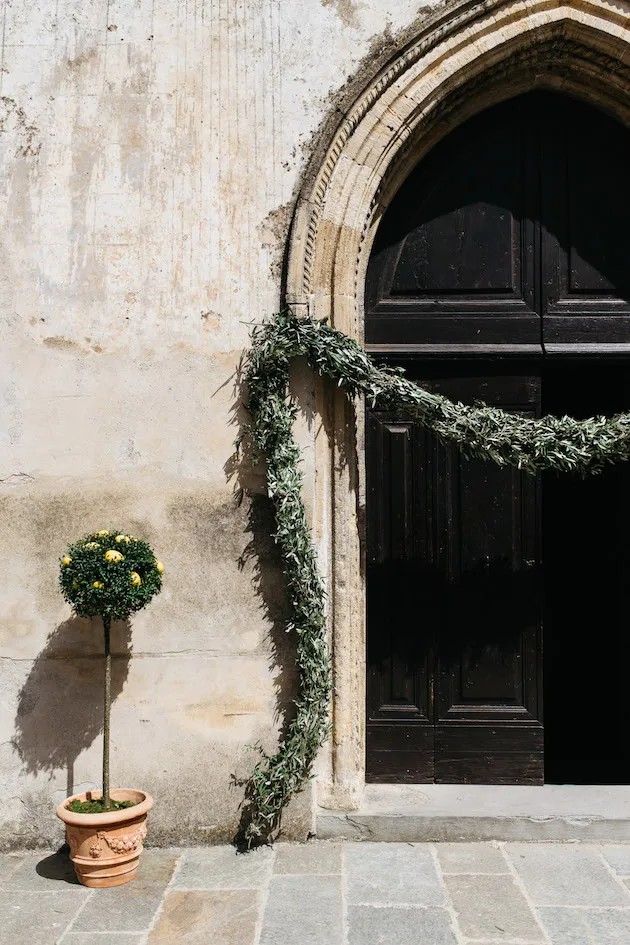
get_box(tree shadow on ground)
[12,616,132,799]
[35,849,80,885]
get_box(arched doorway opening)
[285,0,630,811]
[365,90,630,785]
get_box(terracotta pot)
[57,788,153,888]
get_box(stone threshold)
[316,784,630,842]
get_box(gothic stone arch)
[284,0,630,811]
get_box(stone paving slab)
[148,890,262,945]
[345,842,445,905]
[63,936,146,945]
[348,905,457,945]
[259,874,342,945]
[0,890,85,945]
[506,844,630,907]
[3,841,630,944]
[173,845,273,889]
[71,851,179,933]
[5,852,85,890]
[445,873,545,941]
[0,853,25,883]
[537,906,630,944]
[274,841,342,874]
[434,842,508,874]
[601,845,630,875]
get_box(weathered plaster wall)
[0,0,434,848]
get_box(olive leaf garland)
[241,309,630,843]
[240,318,332,846]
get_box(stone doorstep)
[316,784,630,842]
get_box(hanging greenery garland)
[240,308,630,844]
[239,323,331,846]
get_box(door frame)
[283,0,630,812]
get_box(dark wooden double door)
[365,92,630,784]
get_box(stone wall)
[0,0,431,848]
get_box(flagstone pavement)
[4,840,630,944]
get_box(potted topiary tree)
[56,530,164,888]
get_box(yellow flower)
[104,550,124,563]
[60,555,72,567]
[115,534,131,544]
[85,542,100,551]
[95,530,110,538]
[92,581,104,590]
[130,571,142,586]
[155,560,164,574]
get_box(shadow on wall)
[222,358,299,844]
[12,617,132,799]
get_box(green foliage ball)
[59,530,164,621]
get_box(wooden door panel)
[388,144,521,297]
[429,374,543,783]
[366,369,543,784]
[541,98,630,351]
[365,98,539,351]
[435,727,544,784]
[367,726,435,783]
[435,448,539,718]
[366,415,435,782]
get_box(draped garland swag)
[240,309,630,844]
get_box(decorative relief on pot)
[98,823,147,855]
[66,821,147,859]
[89,838,103,858]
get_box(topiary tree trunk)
[102,616,111,809]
